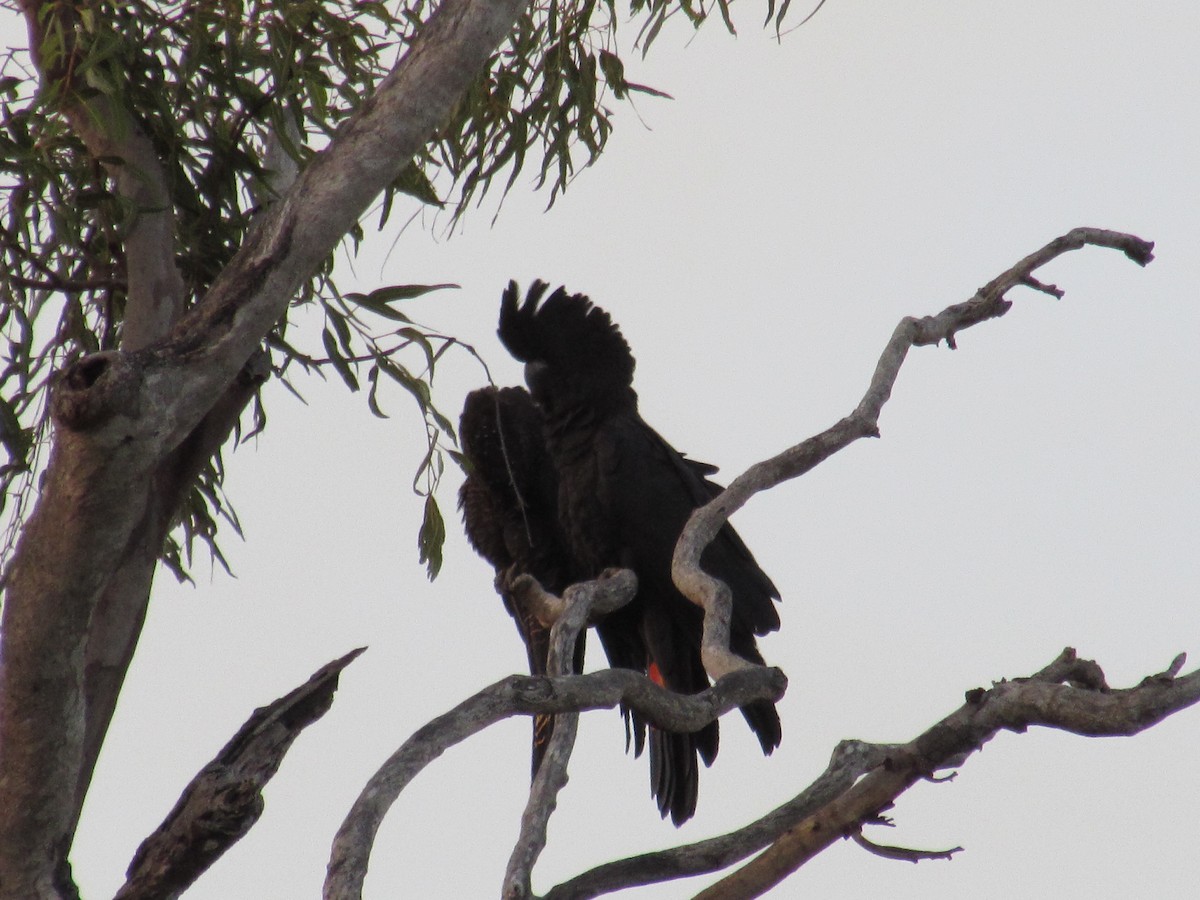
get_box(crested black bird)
[497,280,782,825]
[457,385,584,776]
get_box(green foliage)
[0,0,799,578]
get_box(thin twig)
[849,829,962,864]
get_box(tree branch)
[542,649,1197,900]
[848,829,962,864]
[324,619,784,900]
[150,0,534,447]
[503,571,638,900]
[694,649,1199,900]
[113,648,365,900]
[537,226,1153,893]
[68,350,271,844]
[16,0,186,352]
[672,228,1155,683]
[542,740,902,900]
[65,57,299,845]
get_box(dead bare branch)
[114,648,364,900]
[672,227,1154,686]
[849,829,962,864]
[693,649,1200,900]
[324,588,785,900]
[503,570,638,900]
[541,648,1197,900]
[542,740,903,900]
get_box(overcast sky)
[4,2,1198,898]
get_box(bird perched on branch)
[496,280,782,825]
[457,385,584,776]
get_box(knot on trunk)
[51,351,142,432]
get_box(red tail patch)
[648,661,664,687]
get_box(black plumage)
[497,280,782,825]
[458,385,583,776]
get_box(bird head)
[497,280,637,419]
[459,385,551,506]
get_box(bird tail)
[729,633,782,754]
[740,699,782,755]
[530,629,587,777]
[645,660,719,826]
[648,727,704,826]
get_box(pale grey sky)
[5,2,1198,898]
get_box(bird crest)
[498,281,636,415]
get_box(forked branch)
[694,648,1199,900]
[503,570,637,900]
[673,227,1155,684]
[324,570,784,900]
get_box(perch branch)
[324,615,785,900]
[114,648,364,900]
[503,570,638,900]
[673,227,1154,684]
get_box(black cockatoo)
[457,385,584,776]
[497,281,782,825]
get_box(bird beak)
[524,360,550,394]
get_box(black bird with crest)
[457,385,585,776]
[494,280,782,825]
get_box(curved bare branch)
[672,227,1155,683]
[324,577,785,900]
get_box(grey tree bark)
[0,0,532,896]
